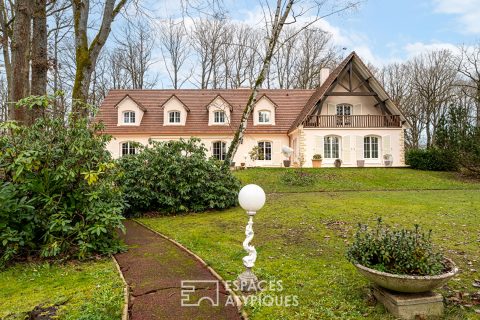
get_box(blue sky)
[218,0,480,65]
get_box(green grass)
[233,167,480,193]
[0,259,124,319]
[139,168,480,320]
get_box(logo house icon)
[180,280,220,307]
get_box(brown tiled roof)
[288,52,355,131]
[97,89,315,135]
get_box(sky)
[163,0,480,66]
[141,0,480,88]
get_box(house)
[96,52,408,167]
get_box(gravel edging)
[112,255,130,320]
[133,219,248,320]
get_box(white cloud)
[404,41,460,58]
[433,0,480,34]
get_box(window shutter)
[315,135,324,156]
[328,104,336,115]
[353,104,362,115]
[342,136,351,164]
[356,135,364,159]
[383,135,391,156]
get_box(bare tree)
[158,18,191,89]
[272,26,298,89]
[457,44,480,126]
[115,22,157,89]
[293,28,337,89]
[0,0,13,113]
[411,50,458,147]
[191,15,227,88]
[378,62,424,148]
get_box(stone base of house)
[372,285,444,319]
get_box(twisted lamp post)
[237,184,266,292]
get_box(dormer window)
[168,111,181,124]
[123,111,136,124]
[214,110,225,124]
[258,110,271,123]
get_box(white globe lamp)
[237,184,265,292]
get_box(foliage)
[117,138,240,216]
[435,106,480,175]
[249,145,264,161]
[346,218,445,276]
[280,169,316,186]
[0,109,125,265]
[312,154,322,160]
[405,148,458,171]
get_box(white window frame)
[324,136,341,159]
[364,136,380,159]
[258,110,271,124]
[123,111,136,124]
[121,142,136,156]
[212,141,227,160]
[336,103,352,115]
[257,141,272,161]
[168,110,181,124]
[213,110,226,124]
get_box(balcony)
[303,115,401,128]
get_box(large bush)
[405,148,458,171]
[0,105,125,265]
[117,138,240,216]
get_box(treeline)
[376,47,480,149]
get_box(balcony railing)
[303,115,401,128]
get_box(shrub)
[0,108,125,266]
[346,218,445,276]
[405,148,458,171]
[280,170,316,186]
[117,138,240,216]
[312,154,322,160]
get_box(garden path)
[115,220,241,320]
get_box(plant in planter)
[282,146,293,167]
[383,154,393,167]
[334,158,342,168]
[312,154,322,168]
[346,218,457,293]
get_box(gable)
[115,95,145,126]
[289,52,409,131]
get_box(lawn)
[0,259,124,319]
[139,168,480,320]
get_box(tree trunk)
[11,0,32,123]
[31,0,47,96]
[224,0,294,165]
[71,0,127,118]
[0,0,13,119]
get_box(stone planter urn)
[354,258,458,293]
[283,160,291,167]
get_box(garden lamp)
[237,184,266,292]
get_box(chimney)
[320,68,330,86]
